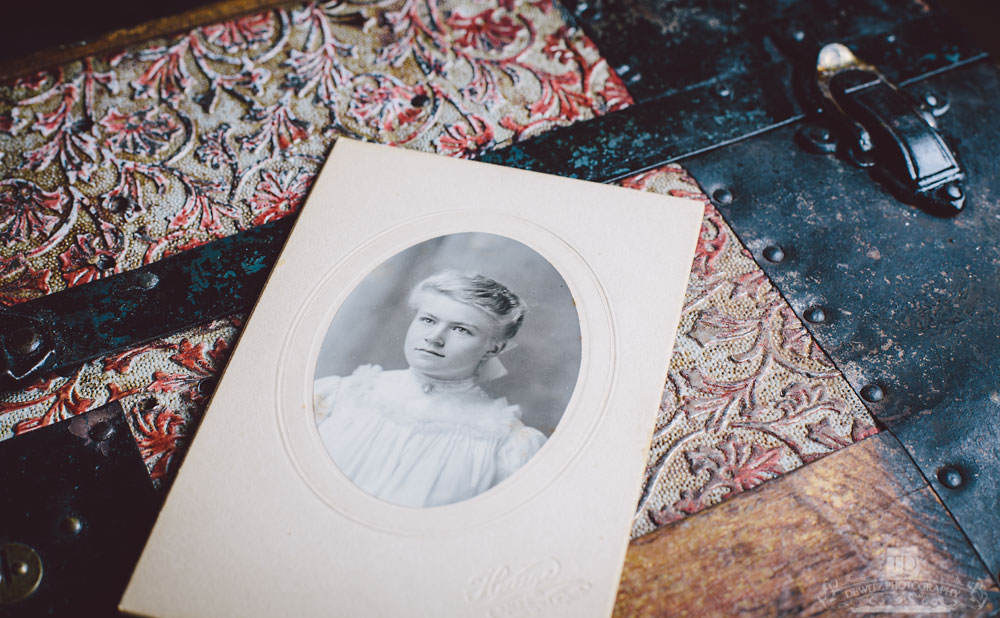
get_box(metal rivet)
[937,466,963,489]
[792,30,805,42]
[762,246,785,263]
[8,328,42,356]
[811,126,832,143]
[804,306,827,324]
[712,188,733,205]
[944,183,963,200]
[410,94,429,107]
[713,82,732,98]
[60,516,83,535]
[628,72,642,84]
[860,383,884,402]
[0,543,43,604]
[88,420,114,442]
[137,271,159,290]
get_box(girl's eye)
[420,316,435,324]
[453,326,470,335]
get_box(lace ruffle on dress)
[314,365,546,508]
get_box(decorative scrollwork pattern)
[0,0,875,535]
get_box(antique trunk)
[1,0,999,615]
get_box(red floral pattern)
[448,9,523,51]
[0,0,875,532]
[57,230,124,286]
[1,0,631,488]
[433,115,494,157]
[99,106,181,156]
[247,168,313,225]
[0,254,51,305]
[202,14,277,53]
[0,180,71,247]
[621,165,876,538]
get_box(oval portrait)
[312,232,581,509]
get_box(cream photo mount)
[276,211,616,535]
[121,139,704,618]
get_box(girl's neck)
[407,368,479,394]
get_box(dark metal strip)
[0,401,160,615]
[681,59,1000,578]
[569,0,979,105]
[0,217,294,390]
[481,12,986,181]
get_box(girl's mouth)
[415,347,444,357]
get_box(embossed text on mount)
[466,559,591,616]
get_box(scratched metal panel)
[566,0,970,104]
[0,402,159,616]
[484,1,985,181]
[0,216,294,388]
[682,59,1000,575]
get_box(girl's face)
[404,290,501,381]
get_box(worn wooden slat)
[616,432,1000,617]
[0,0,294,82]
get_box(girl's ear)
[484,341,506,357]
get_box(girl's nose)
[425,328,445,345]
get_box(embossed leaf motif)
[679,368,758,432]
[687,439,786,493]
[433,115,495,158]
[447,9,523,51]
[730,270,772,303]
[773,382,846,423]
[8,370,94,435]
[202,12,276,52]
[688,307,758,348]
[99,106,181,156]
[247,168,314,226]
[195,123,236,170]
[132,403,188,480]
[806,417,852,451]
[148,338,229,402]
[779,306,829,363]
[0,255,50,306]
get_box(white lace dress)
[314,365,546,508]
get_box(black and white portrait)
[312,232,581,508]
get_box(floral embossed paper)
[120,139,702,618]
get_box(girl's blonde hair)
[409,271,526,342]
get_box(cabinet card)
[121,139,703,618]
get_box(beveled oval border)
[276,211,616,536]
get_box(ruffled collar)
[408,369,479,395]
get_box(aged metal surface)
[566,0,970,104]
[814,43,966,216]
[682,58,1000,576]
[0,401,159,617]
[481,1,986,181]
[615,431,1000,616]
[0,217,294,391]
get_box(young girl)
[313,271,546,508]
